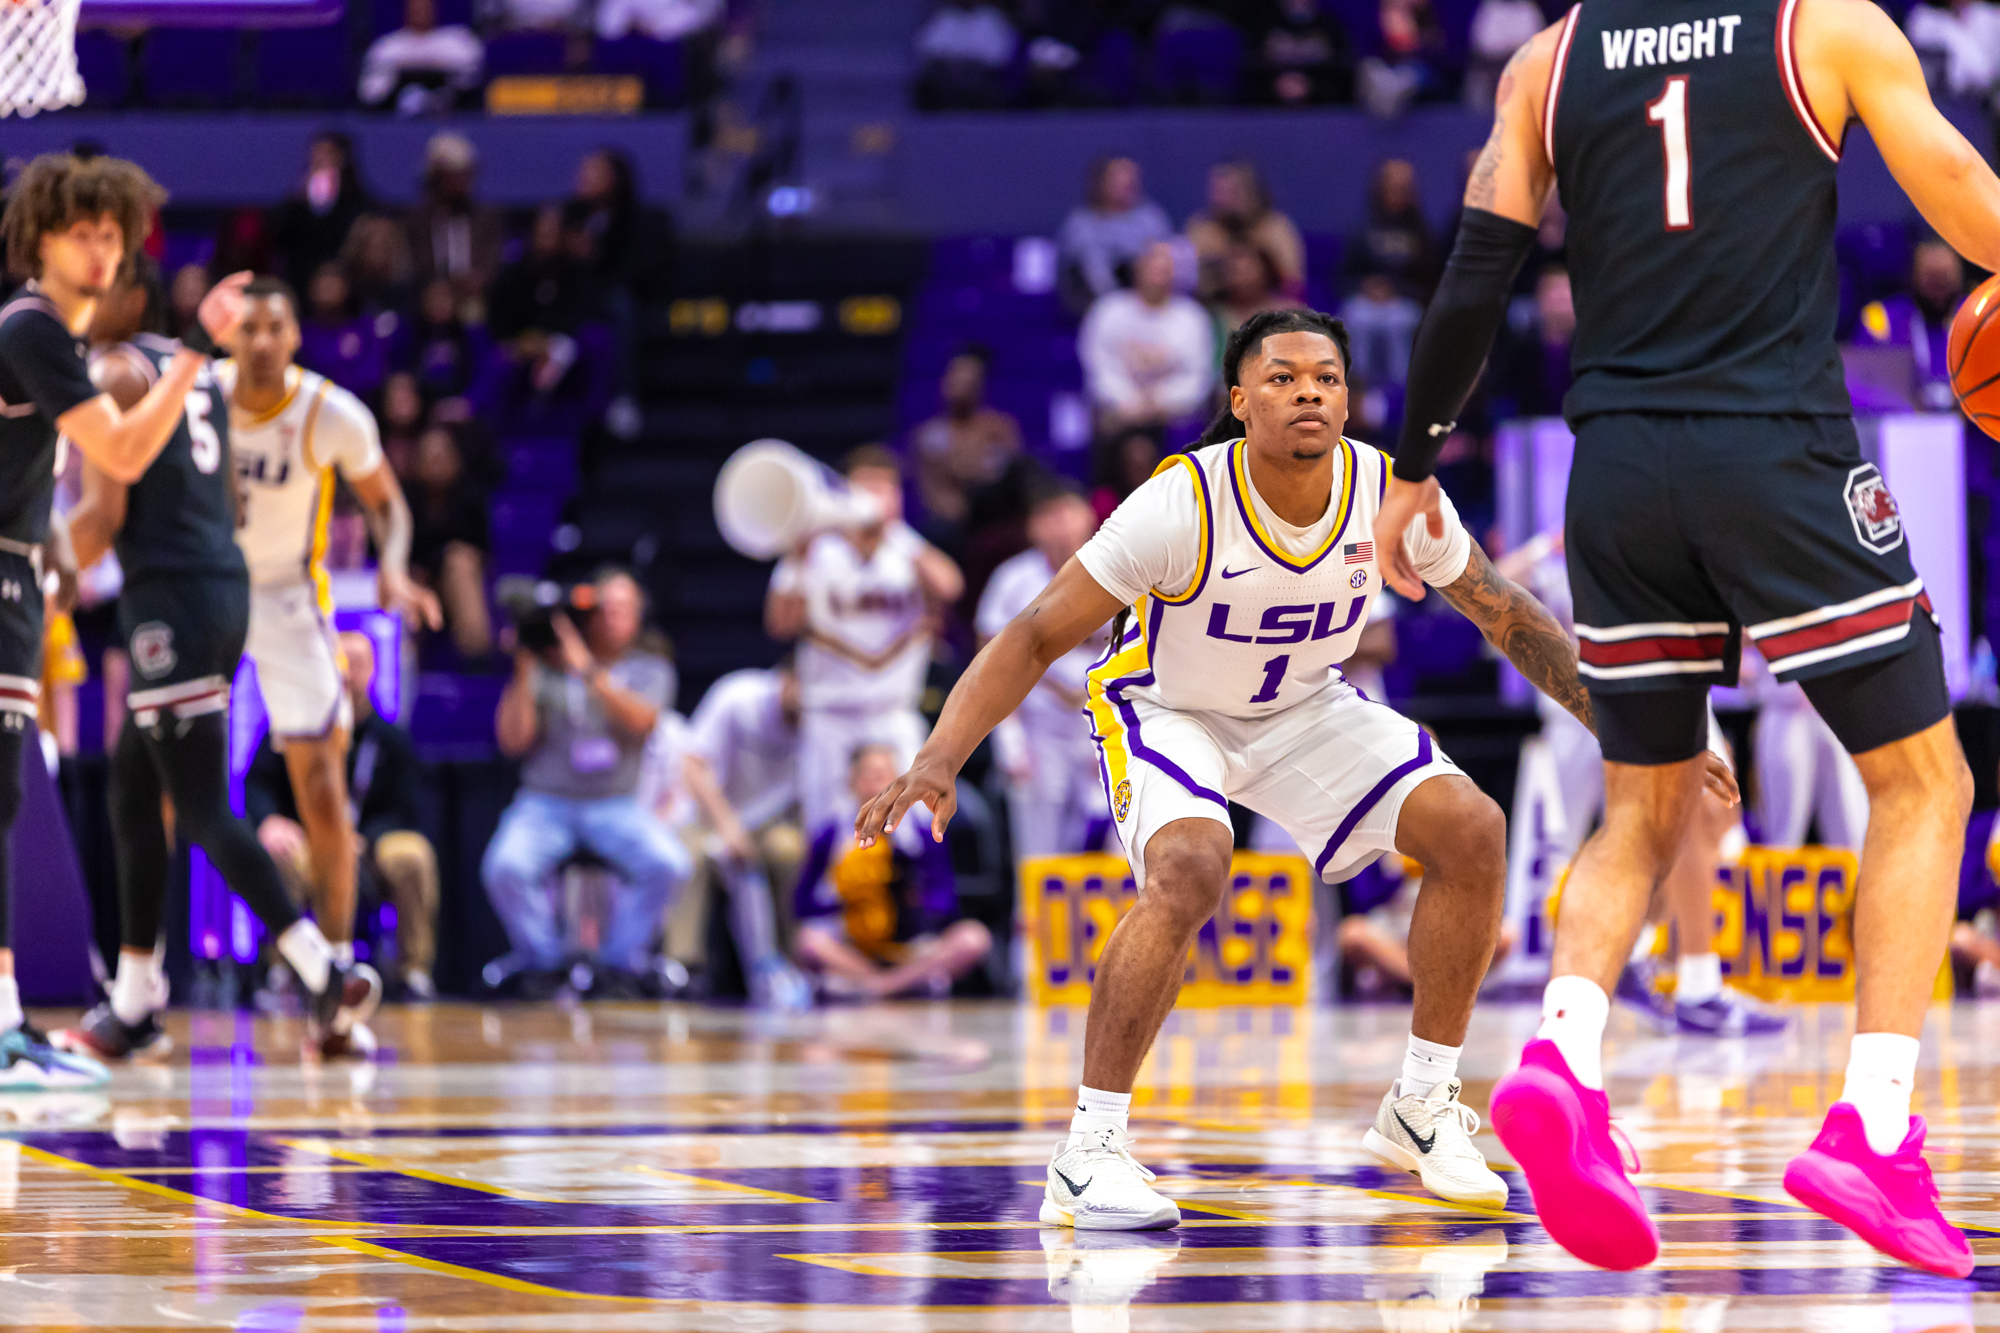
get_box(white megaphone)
[713,438,887,560]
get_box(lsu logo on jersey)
[130,622,177,679]
[1844,464,1903,555]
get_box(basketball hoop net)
[0,0,84,117]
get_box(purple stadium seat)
[75,31,130,108]
[483,30,568,78]
[253,27,352,106]
[1153,23,1243,103]
[372,0,471,35]
[140,28,243,106]
[589,34,682,106]
[1082,27,1139,106]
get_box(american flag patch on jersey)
[1344,542,1373,564]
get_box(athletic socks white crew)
[330,941,355,971]
[1068,1086,1132,1147]
[1537,974,1610,1089]
[277,920,335,996]
[110,951,166,1026]
[1398,1035,1462,1099]
[0,974,19,1034]
[1843,1032,1920,1156]
[1676,952,1725,1005]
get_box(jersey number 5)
[1646,76,1692,231]
[185,392,221,474]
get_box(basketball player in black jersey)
[1378,0,2000,1277]
[0,154,252,1089]
[48,258,380,1063]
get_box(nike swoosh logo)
[1220,566,1257,579]
[1393,1108,1436,1154]
[1053,1166,1091,1197]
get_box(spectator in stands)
[1906,0,2000,99]
[379,371,427,478]
[269,133,373,289]
[1057,156,1174,315]
[409,425,494,658]
[167,263,210,339]
[1348,158,1437,297]
[1079,240,1218,436]
[248,633,441,1000]
[913,0,1018,109]
[1465,0,1546,109]
[341,214,417,321]
[403,277,493,402]
[406,133,505,314]
[596,0,722,41]
[298,262,393,401]
[570,148,672,298]
[1185,160,1306,300]
[1494,264,1576,419]
[1251,0,1354,105]
[488,204,601,400]
[1210,240,1303,336]
[1357,0,1450,115]
[1340,268,1423,432]
[1853,236,1966,413]
[792,744,992,998]
[1091,426,1161,522]
[911,345,1023,554]
[485,568,688,995]
[359,0,485,114]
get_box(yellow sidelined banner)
[1020,852,1313,1006]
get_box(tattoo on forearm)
[1442,546,1595,732]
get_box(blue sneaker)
[1613,962,1676,1030]
[0,1023,110,1090]
[1675,993,1790,1036]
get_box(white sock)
[1676,952,1724,1005]
[277,920,333,995]
[0,975,19,1033]
[1842,1032,1920,1156]
[1068,1086,1132,1146]
[1537,974,1610,1090]
[330,941,355,971]
[110,952,164,1025]
[1398,1035,1461,1099]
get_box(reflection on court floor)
[0,1000,1997,1330]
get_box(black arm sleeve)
[0,311,98,423]
[1392,208,1540,482]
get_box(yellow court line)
[776,1252,912,1278]
[68,1164,391,1176]
[629,1163,826,1204]
[272,1138,577,1203]
[312,1235,669,1305]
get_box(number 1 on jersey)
[1647,75,1692,231]
[1249,654,1289,704]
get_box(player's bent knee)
[1139,823,1232,925]
[1399,777,1506,888]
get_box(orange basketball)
[1949,273,2000,440]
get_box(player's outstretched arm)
[1805,0,2000,272]
[856,558,1124,846]
[351,463,444,631]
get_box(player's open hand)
[855,755,956,846]
[379,568,444,631]
[1373,475,1444,600]
[1701,751,1740,807]
[196,271,254,350]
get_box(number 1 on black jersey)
[1647,75,1693,231]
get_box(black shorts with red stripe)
[1567,412,1948,763]
[0,548,43,733]
[117,572,248,726]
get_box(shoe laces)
[1079,1127,1158,1184]
[1607,1120,1643,1176]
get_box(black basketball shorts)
[1567,413,1948,763]
[119,572,249,727]
[0,549,43,734]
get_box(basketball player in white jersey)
[765,444,962,831]
[862,311,1739,1228]
[218,277,439,1024]
[975,479,1110,861]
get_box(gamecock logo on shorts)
[1113,779,1132,823]
[1844,463,1905,555]
[130,622,177,679]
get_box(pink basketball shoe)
[1783,1103,1973,1279]
[1490,1039,1659,1271]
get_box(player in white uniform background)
[858,312,1731,1230]
[764,445,962,831]
[975,480,1111,862]
[219,277,439,997]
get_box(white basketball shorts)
[245,580,351,740]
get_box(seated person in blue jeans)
[483,568,689,993]
[793,744,991,997]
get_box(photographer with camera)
[482,567,690,996]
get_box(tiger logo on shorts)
[1113,779,1132,823]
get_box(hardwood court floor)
[2,998,1998,1330]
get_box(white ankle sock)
[1399,1035,1461,1099]
[1676,952,1723,1005]
[1537,974,1609,1090]
[1842,1032,1920,1156]
[330,941,355,971]
[1068,1085,1132,1145]
[110,952,164,1025]
[277,920,333,995]
[0,975,19,1033]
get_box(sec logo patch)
[1349,569,1368,589]
[1113,779,1132,823]
[130,622,177,680]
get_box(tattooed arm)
[1464,24,1561,224]
[1437,541,1592,731]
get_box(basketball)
[1950,272,2000,439]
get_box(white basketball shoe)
[1363,1078,1510,1209]
[1040,1126,1181,1230]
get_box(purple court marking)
[1315,730,1433,879]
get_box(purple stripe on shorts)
[1315,729,1434,880]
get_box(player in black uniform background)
[1376,0,2000,1277]
[0,153,252,1089]
[49,258,380,1063]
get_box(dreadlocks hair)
[2,153,166,282]
[1195,308,1353,448]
